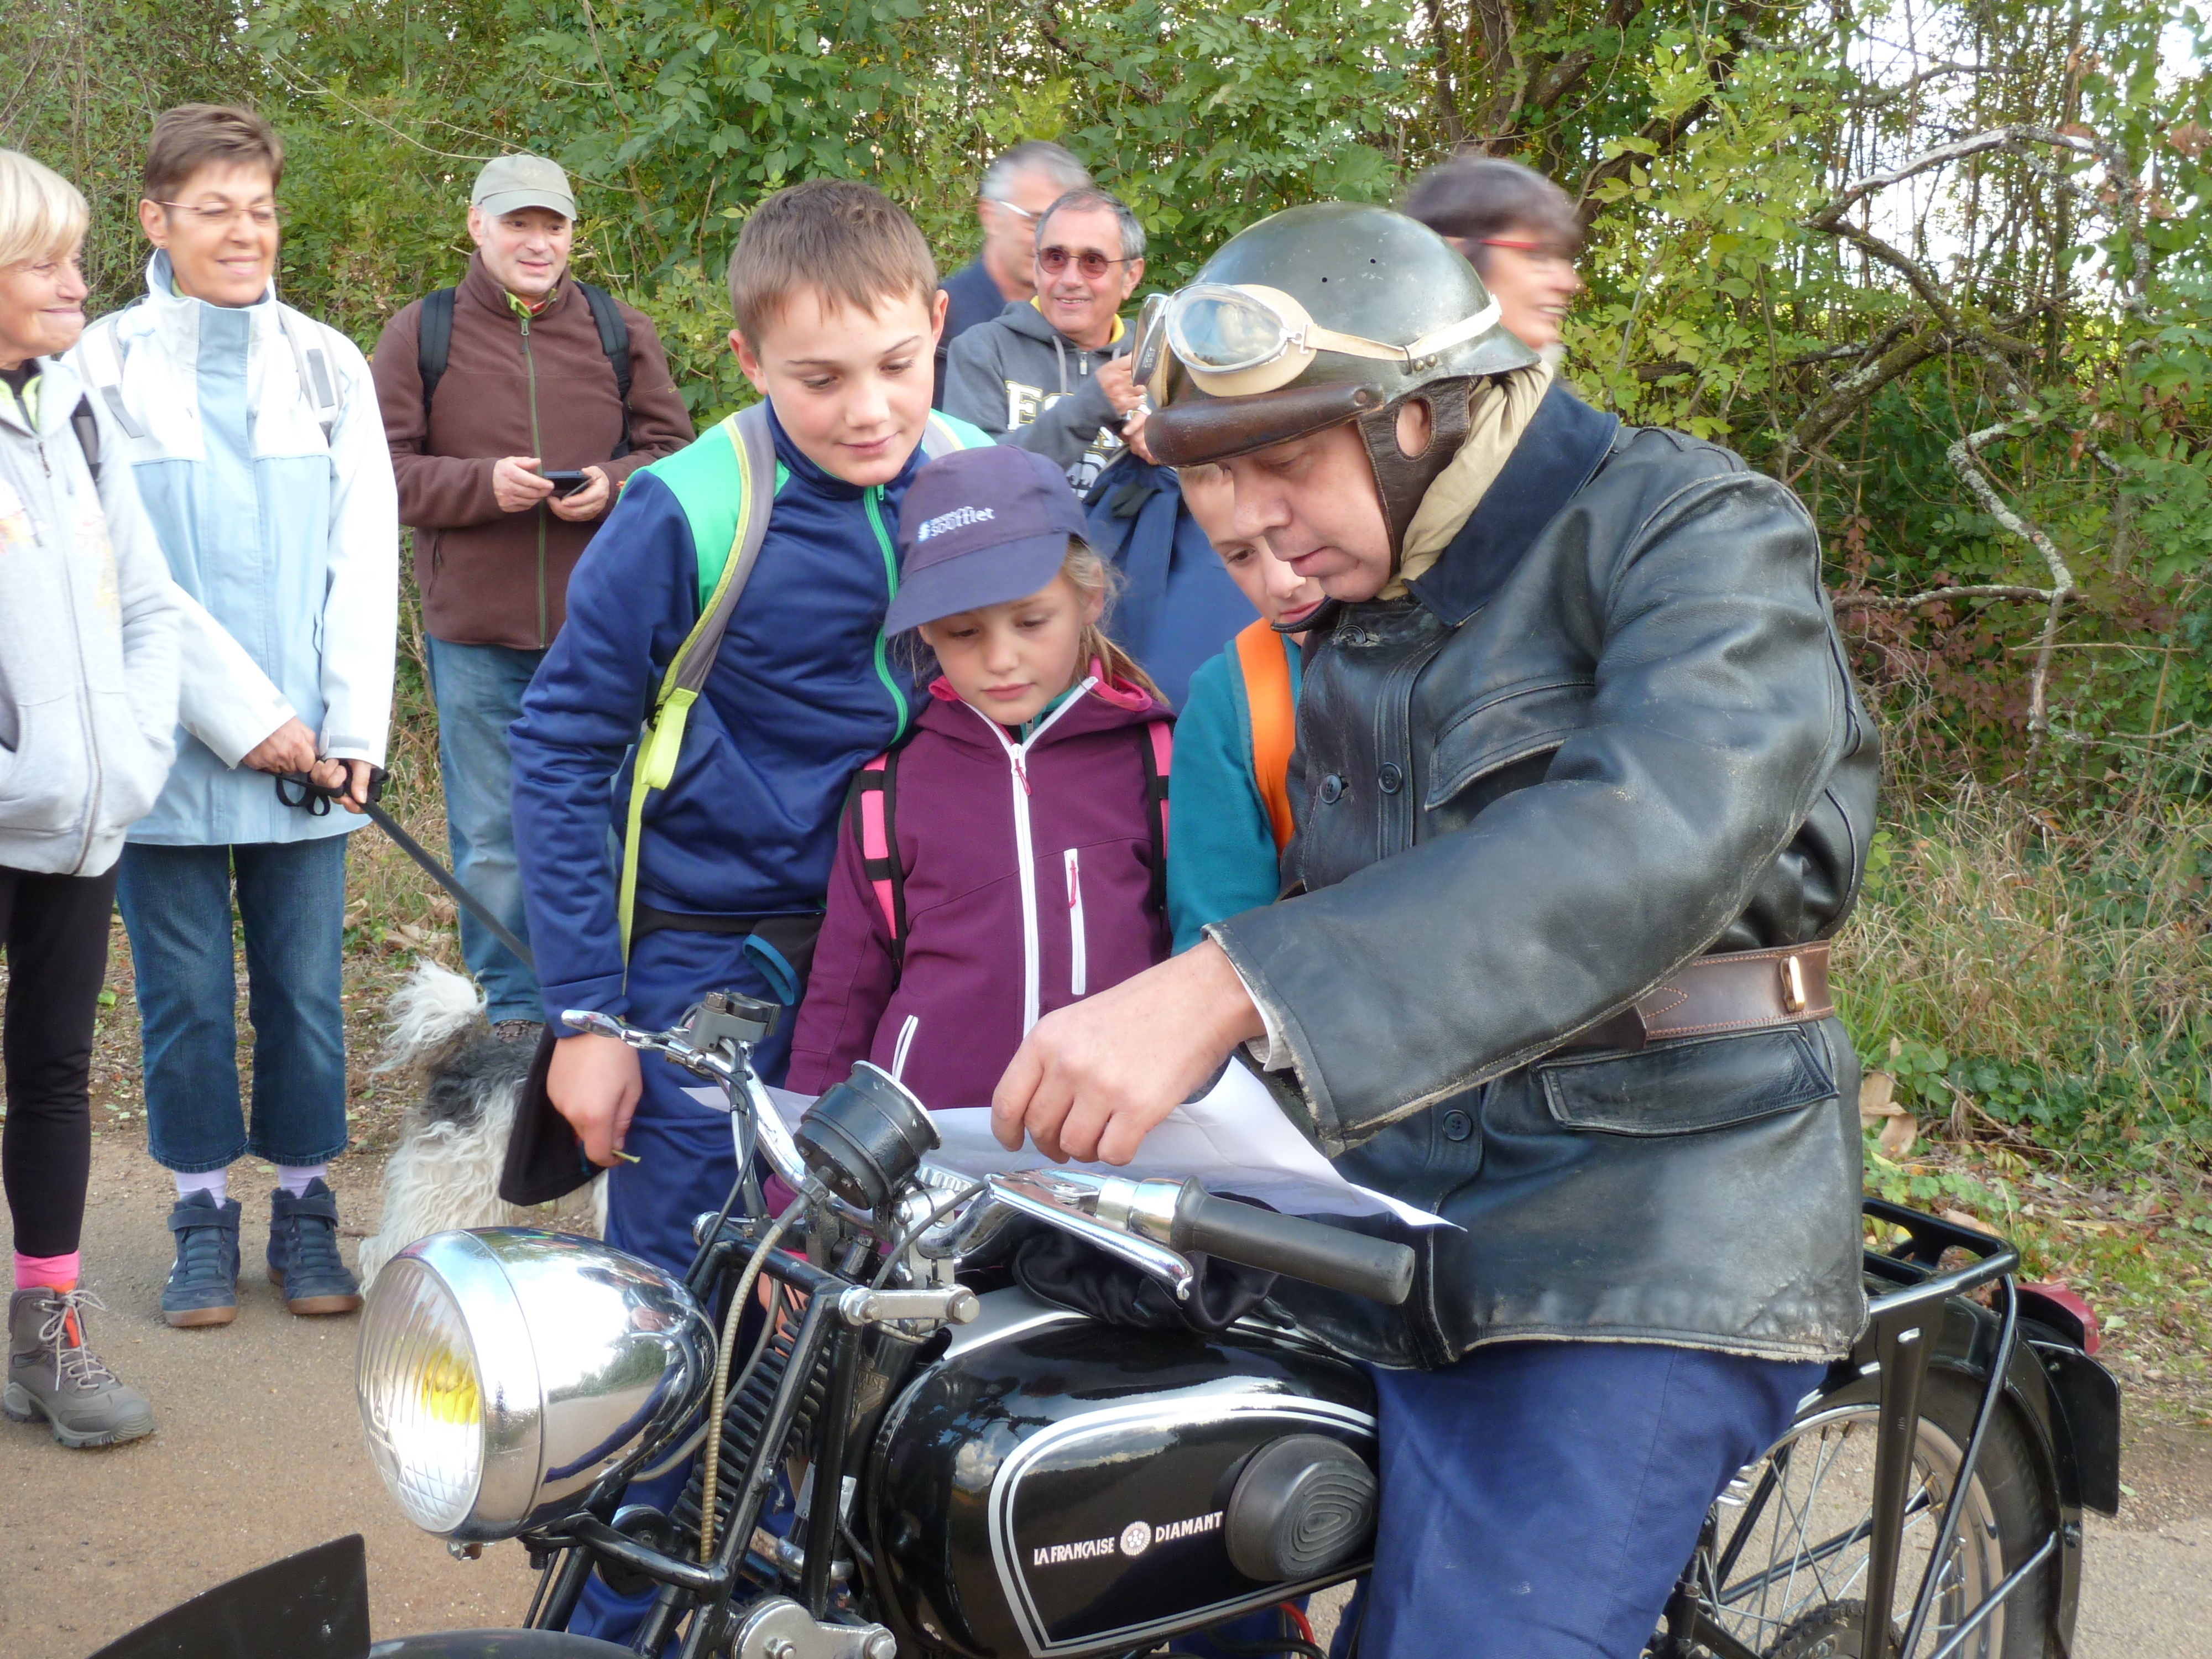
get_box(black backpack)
[416,280,633,458]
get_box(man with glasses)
[943,186,1147,492]
[933,140,1092,406]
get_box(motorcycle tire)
[1696,1370,2056,1659]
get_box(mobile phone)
[542,469,589,497]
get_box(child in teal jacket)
[1165,463,1326,951]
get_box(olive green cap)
[472,153,576,221]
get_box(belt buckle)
[1780,953,1808,1014]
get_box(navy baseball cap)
[885,446,1090,634]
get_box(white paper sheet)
[689,1061,1449,1228]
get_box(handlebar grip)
[1170,1186,1416,1305]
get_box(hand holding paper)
[746,1061,1449,1229]
[990,939,1268,1163]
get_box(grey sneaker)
[4,1288,156,1448]
[267,1179,362,1316]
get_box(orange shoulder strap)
[1234,620,1297,852]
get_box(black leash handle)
[275,769,536,974]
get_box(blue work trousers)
[567,926,797,1646]
[1337,1340,1823,1659]
[426,637,545,1024]
[116,836,351,1173]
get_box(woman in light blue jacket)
[0,150,176,1448]
[69,106,398,1331]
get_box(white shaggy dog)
[356,962,605,1286]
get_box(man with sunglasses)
[990,204,1877,1659]
[942,186,1147,492]
[933,140,1092,407]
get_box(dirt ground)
[0,928,2206,1656]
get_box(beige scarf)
[1379,359,1556,598]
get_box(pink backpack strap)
[1137,719,1173,909]
[848,752,907,967]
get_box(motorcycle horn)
[794,1062,940,1210]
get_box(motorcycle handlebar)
[1169,1186,1416,1305]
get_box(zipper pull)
[1013,751,1031,795]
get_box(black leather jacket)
[1212,385,1877,1368]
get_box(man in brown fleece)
[371,154,692,1035]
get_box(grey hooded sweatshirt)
[0,354,182,877]
[941,298,1129,492]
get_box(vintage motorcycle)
[91,993,2120,1659]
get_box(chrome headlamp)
[357,1229,713,1542]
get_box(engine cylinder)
[867,1290,1377,1658]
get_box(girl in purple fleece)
[787,446,1172,1110]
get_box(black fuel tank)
[867,1291,1376,1658]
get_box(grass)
[1835,787,2212,1422]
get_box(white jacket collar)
[143,249,280,357]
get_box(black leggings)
[1,863,117,1259]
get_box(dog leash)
[275,769,537,974]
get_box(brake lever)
[562,1009,821,1201]
[983,1171,1198,1301]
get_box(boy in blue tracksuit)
[508,180,987,1642]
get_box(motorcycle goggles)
[1159,282,1502,398]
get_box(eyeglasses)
[1477,237,1574,270]
[1038,246,1131,280]
[985,197,1042,225]
[156,201,278,229]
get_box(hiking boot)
[4,1288,156,1448]
[161,1191,242,1328]
[492,1018,544,1045]
[267,1179,362,1316]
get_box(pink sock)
[13,1252,80,1293]
[276,1164,327,1197]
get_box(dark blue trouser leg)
[1338,1341,1822,1659]
[566,928,797,1647]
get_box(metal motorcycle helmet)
[1139,202,1538,552]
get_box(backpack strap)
[576,281,633,459]
[848,750,909,973]
[69,395,101,484]
[1234,620,1296,853]
[416,287,456,428]
[278,309,341,444]
[615,402,779,955]
[77,318,145,441]
[1136,719,1173,910]
[921,410,994,458]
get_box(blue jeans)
[568,925,795,1645]
[427,637,544,1023]
[1339,1341,1824,1659]
[116,837,352,1173]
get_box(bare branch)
[1832,583,2058,612]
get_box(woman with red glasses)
[1402,156,1584,357]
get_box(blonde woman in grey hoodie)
[0,149,179,1448]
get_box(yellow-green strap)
[616,409,770,955]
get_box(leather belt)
[1561,942,1833,1053]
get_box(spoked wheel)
[1693,1375,2054,1659]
